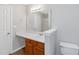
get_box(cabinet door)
[25,39,33,55]
[25,43,33,55]
[25,39,44,55]
[34,42,44,55]
[37,42,44,49]
[34,47,44,55]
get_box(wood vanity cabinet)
[24,38,44,55]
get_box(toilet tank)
[60,42,79,55]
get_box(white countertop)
[16,32,45,43]
[16,29,56,43]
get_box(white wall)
[50,4,79,54]
[11,5,26,52]
[13,5,27,35]
[12,36,25,53]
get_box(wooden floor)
[10,48,25,55]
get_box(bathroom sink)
[26,32,45,42]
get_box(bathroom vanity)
[16,32,45,55]
[16,29,56,55]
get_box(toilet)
[60,42,79,55]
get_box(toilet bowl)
[60,42,79,55]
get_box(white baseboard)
[10,45,25,54]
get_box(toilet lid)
[60,42,79,49]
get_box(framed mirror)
[26,4,52,33]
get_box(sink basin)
[27,33,42,39]
[26,32,44,42]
